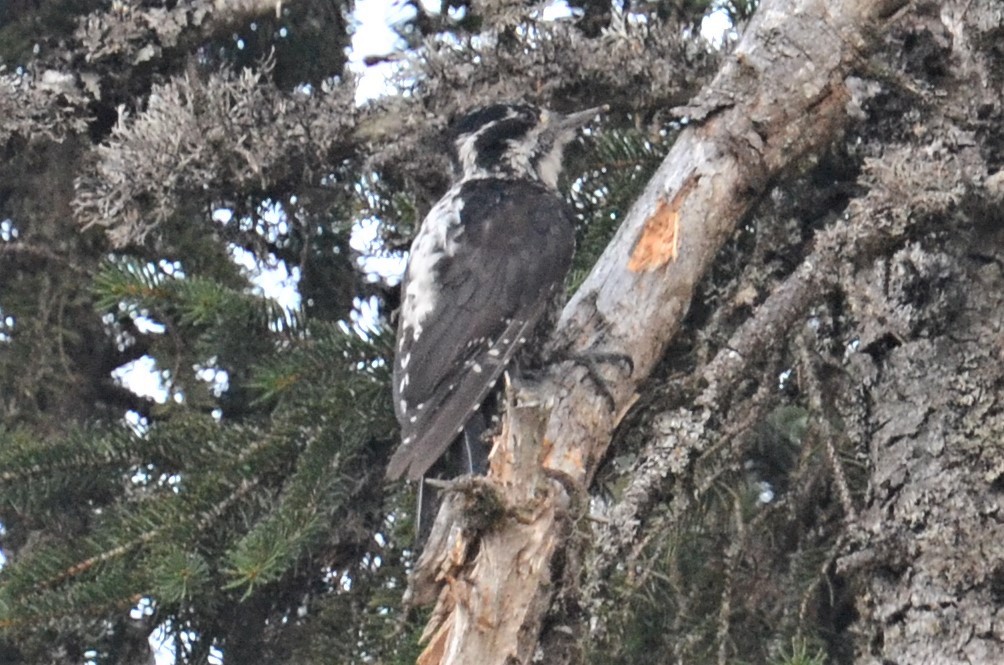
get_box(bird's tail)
[416,414,488,542]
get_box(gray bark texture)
[409,0,1004,663]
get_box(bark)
[830,4,1004,661]
[837,291,1004,664]
[409,0,908,662]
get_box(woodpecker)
[386,102,603,481]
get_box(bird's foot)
[554,350,634,411]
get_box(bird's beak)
[555,104,608,130]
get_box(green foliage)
[1,241,406,659]
[226,328,395,597]
[151,547,211,605]
[774,637,827,665]
[588,402,852,665]
[94,255,299,340]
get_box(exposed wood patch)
[628,173,698,272]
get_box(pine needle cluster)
[0,216,416,660]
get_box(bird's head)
[451,102,605,189]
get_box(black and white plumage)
[386,103,602,481]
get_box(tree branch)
[410,0,908,662]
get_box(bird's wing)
[387,179,575,480]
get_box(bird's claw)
[561,351,633,412]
